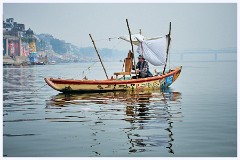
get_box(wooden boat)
[45,20,182,93]
[45,66,181,93]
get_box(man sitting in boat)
[134,55,153,78]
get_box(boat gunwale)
[45,66,182,85]
[45,77,60,91]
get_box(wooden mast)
[163,22,171,74]
[89,34,109,79]
[126,19,138,78]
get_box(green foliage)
[50,38,67,54]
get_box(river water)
[2,56,237,157]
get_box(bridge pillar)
[214,53,217,61]
[180,54,183,61]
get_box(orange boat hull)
[45,66,182,93]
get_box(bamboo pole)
[89,34,109,79]
[126,19,138,78]
[163,22,171,74]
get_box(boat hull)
[45,66,182,93]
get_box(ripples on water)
[4,61,236,157]
[45,90,182,155]
[3,65,183,156]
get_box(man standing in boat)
[134,55,153,78]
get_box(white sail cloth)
[137,36,168,66]
[119,34,145,46]
[119,34,163,46]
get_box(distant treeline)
[37,33,125,60]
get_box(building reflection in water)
[3,66,36,93]
[46,88,182,155]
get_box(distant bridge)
[170,52,236,62]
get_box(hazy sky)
[3,3,237,51]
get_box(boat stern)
[161,66,182,89]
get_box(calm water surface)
[3,59,237,157]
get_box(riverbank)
[3,56,28,66]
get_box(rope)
[81,61,98,79]
[31,61,99,94]
[94,37,118,42]
[108,37,119,41]
[111,39,123,50]
[122,59,125,72]
[30,83,48,94]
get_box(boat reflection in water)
[46,88,182,155]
